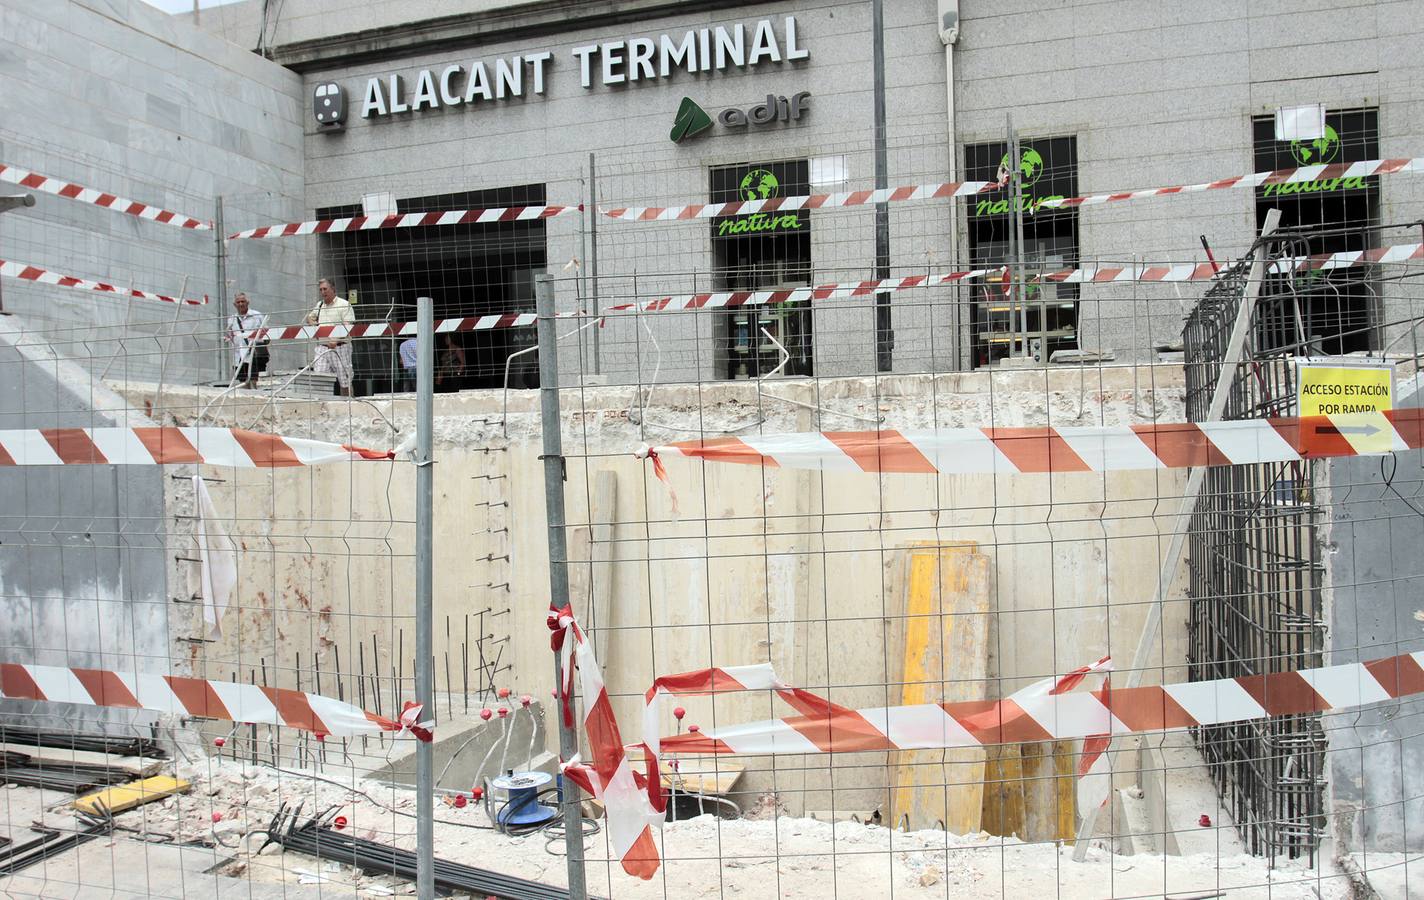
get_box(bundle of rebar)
[0,725,166,759]
[0,818,112,876]
[263,804,588,899]
[0,750,135,793]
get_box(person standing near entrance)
[225,292,268,388]
[398,337,418,391]
[305,277,355,396]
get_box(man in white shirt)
[305,277,355,396]
[398,337,418,392]
[225,292,268,388]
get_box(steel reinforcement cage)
[1184,229,1334,862]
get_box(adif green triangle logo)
[670,97,713,143]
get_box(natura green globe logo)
[998,148,1045,187]
[1291,124,1340,165]
[739,169,780,201]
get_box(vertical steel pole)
[1008,121,1028,358]
[214,196,228,383]
[872,0,893,372]
[414,296,435,900]
[535,274,588,899]
[1070,210,1283,861]
[588,152,601,377]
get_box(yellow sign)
[1296,358,1394,453]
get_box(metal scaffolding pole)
[214,196,228,384]
[535,274,588,899]
[414,295,436,899]
[1070,209,1282,861]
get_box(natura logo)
[997,147,1044,188]
[739,169,780,201]
[1291,124,1340,166]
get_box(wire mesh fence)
[3,128,1424,900]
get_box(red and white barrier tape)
[599,158,1423,223]
[0,427,394,467]
[0,259,207,306]
[548,603,662,880]
[605,243,1424,314]
[1043,158,1424,209]
[599,181,1000,222]
[252,311,594,342]
[642,409,1424,477]
[655,650,1424,758]
[0,663,428,741]
[0,163,210,230]
[227,204,581,240]
[606,270,999,313]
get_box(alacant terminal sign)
[355,16,809,120]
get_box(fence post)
[536,273,588,899]
[214,196,228,384]
[415,295,436,899]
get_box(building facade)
[189,0,1424,390]
[4,1,1419,389]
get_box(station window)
[316,183,548,394]
[1252,108,1380,354]
[964,137,1080,368]
[709,160,813,379]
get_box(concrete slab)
[0,840,352,899]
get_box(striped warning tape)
[554,595,1424,879]
[653,650,1424,756]
[0,662,428,740]
[605,243,1424,313]
[0,162,211,230]
[598,158,1424,222]
[0,426,394,467]
[643,408,1424,477]
[0,258,208,306]
[227,204,582,240]
[1042,158,1424,209]
[599,181,1000,222]
[251,311,594,342]
[549,603,661,880]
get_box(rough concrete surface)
[111,367,1197,818]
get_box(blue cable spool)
[491,771,558,830]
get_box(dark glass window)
[964,137,1080,368]
[316,183,548,393]
[709,160,812,379]
[1252,108,1380,354]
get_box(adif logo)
[718,92,811,128]
[670,92,811,143]
[314,82,347,131]
[670,97,713,143]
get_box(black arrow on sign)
[1314,423,1381,437]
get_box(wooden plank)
[888,543,991,834]
[73,775,190,815]
[1019,742,1056,841]
[1053,740,1078,841]
[1019,740,1078,841]
[627,748,743,796]
[981,744,1026,838]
